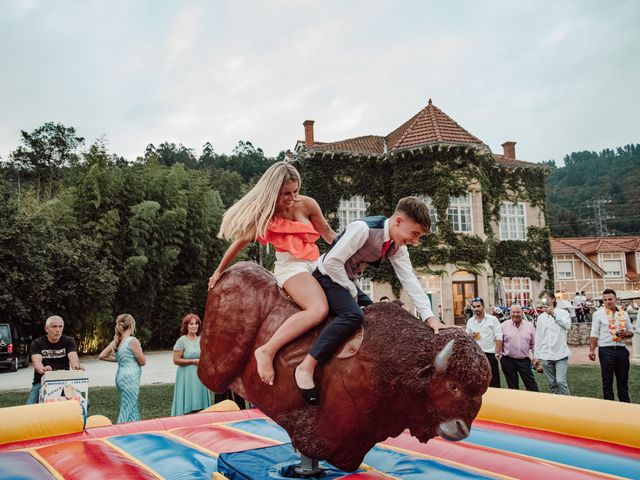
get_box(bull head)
[429,339,472,441]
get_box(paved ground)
[0,346,596,393]
[0,350,177,392]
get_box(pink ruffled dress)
[257,217,321,286]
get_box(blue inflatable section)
[0,451,56,480]
[466,427,640,479]
[364,447,493,480]
[222,418,292,443]
[108,432,218,479]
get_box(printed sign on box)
[39,370,89,410]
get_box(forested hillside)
[0,123,278,351]
[546,144,640,237]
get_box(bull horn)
[435,340,454,373]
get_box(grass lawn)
[1,366,638,423]
[503,364,639,401]
[0,384,175,424]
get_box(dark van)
[0,323,31,372]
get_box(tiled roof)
[309,135,385,154]
[551,237,640,255]
[626,271,640,282]
[493,154,540,168]
[385,99,483,151]
[302,100,485,156]
[299,100,542,168]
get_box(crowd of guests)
[465,288,637,402]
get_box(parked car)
[0,323,31,372]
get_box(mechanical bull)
[199,262,491,472]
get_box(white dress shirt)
[534,308,571,361]
[590,307,631,347]
[318,219,434,321]
[465,314,502,353]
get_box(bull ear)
[434,340,454,374]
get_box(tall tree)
[9,123,84,197]
[155,142,198,169]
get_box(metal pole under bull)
[292,453,324,478]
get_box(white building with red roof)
[552,236,640,300]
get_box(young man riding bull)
[294,196,444,404]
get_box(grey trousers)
[541,357,570,395]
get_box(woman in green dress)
[99,314,146,423]
[171,314,211,416]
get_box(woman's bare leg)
[254,272,328,385]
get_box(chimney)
[303,120,315,147]
[501,141,516,160]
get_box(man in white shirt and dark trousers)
[294,197,441,405]
[589,288,634,402]
[573,291,586,323]
[465,297,503,388]
[534,292,571,395]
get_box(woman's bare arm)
[303,196,336,244]
[209,238,250,289]
[98,341,117,362]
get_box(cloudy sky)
[1,0,638,164]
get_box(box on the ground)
[39,370,89,410]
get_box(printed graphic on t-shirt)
[40,348,67,359]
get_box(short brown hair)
[602,288,617,297]
[180,313,202,336]
[394,196,431,231]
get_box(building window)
[416,273,441,318]
[448,193,472,233]
[499,202,527,240]
[503,277,531,306]
[556,261,573,280]
[603,260,622,278]
[359,277,373,298]
[419,196,438,233]
[338,196,369,232]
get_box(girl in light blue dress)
[171,314,211,416]
[99,314,146,423]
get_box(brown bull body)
[199,262,491,471]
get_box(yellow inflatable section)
[478,387,640,448]
[0,401,85,445]
[0,401,241,446]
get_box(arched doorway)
[452,270,477,325]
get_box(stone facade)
[567,323,592,346]
[568,322,634,347]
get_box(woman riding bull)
[208,161,336,387]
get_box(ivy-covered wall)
[296,145,554,294]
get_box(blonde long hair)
[218,161,301,240]
[113,314,136,349]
